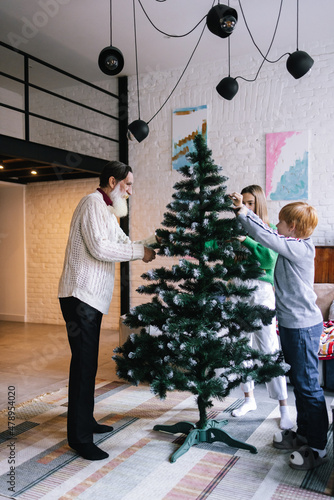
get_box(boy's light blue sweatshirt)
[238,209,322,329]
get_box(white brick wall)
[128,38,334,307]
[2,36,334,322]
[2,78,121,327]
[26,178,120,328]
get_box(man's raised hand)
[142,247,156,263]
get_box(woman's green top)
[242,223,278,285]
[205,223,278,286]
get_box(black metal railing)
[0,40,130,313]
[0,40,120,145]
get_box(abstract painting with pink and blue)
[266,130,309,200]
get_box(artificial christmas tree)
[114,133,288,462]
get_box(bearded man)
[58,161,156,461]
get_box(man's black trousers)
[59,297,103,445]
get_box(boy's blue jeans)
[279,322,329,450]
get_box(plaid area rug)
[0,380,333,500]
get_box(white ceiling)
[0,0,333,85]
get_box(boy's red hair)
[279,202,318,238]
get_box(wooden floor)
[0,321,119,411]
[1,320,333,417]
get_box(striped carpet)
[0,380,333,499]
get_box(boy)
[231,193,328,471]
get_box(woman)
[231,185,293,430]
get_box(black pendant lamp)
[127,0,149,142]
[98,0,124,76]
[206,4,237,39]
[286,0,313,79]
[127,120,149,143]
[286,50,314,79]
[216,77,238,100]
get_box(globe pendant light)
[127,120,149,143]
[206,4,238,39]
[98,46,124,76]
[216,77,239,100]
[98,0,124,76]
[286,50,314,79]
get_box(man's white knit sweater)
[58,190,154,314]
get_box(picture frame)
[172,105,208,170]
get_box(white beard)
[109,183,128,218]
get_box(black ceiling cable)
[237,0,289,65]
[236,0,286,83]
[133,0,141,120]
[137,0,209,38]
[146,0,216,125]
[110,0,112,46]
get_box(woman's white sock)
[232,397,257,417]
[279,405,294,430]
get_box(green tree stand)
[154,419,257,463]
